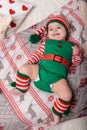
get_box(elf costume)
[11,15,82,117]
[34,39,73,93]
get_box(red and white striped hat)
[29,15,70,44]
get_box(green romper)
[34,39,73,93]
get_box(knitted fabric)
[52,98,71,116]
[11,71,30,93]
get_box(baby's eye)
[49,28,53,31]
[57,26,61,29]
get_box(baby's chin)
[51,37,63,40]
[50,36,66,41]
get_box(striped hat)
[29,15,70,44]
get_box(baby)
[10,15,83,125]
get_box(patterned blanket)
[0,1,87,130]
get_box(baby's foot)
[53,113,60,125]
[9,88,24,96]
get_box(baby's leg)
[10,63,39,94]
[52,79,72,125]
[19,63,39,80]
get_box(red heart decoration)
[10,21,16,28]
[9,9,15,15]
[0,4,2,8]
[22,5,28,11]
[9,0,15,3]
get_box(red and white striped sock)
[16,71,30,92]
[52,98,71,116]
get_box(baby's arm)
[72,45,83,66]
[28,42,45,64]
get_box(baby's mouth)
[53,33,60,36]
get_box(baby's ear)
[0,15,12,40]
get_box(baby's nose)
[54,28,57,31]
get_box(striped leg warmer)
[52,98,71,117]
[11,71,30,93]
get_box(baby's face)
[47,22,67,40]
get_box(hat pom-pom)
[29,34,41,44]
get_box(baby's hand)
[72,45,79,55]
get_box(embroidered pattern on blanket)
[0,34,87,130]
